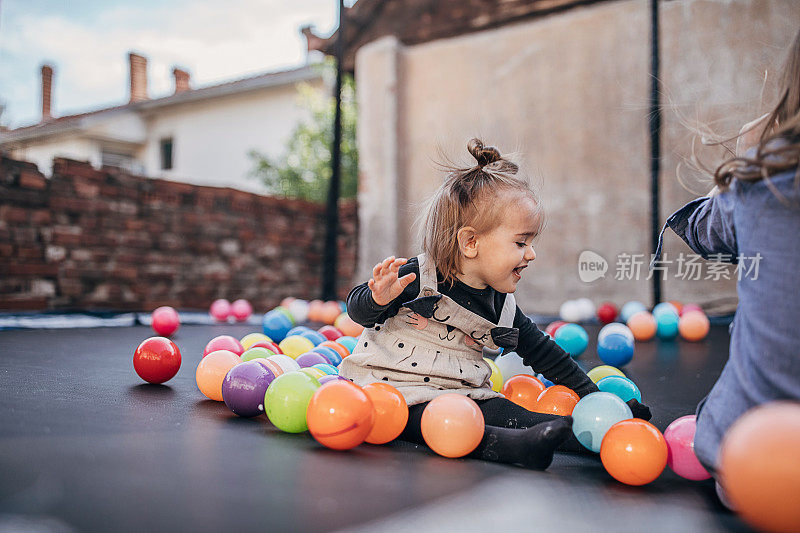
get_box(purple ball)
[222,361,275,417]
[317,374,347,385]
[295,351,331,368]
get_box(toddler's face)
[473,197,540,293]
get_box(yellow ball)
[240,332,271,351]
[484,357,503,392]
[299,367,326,380]
[587,365,626,383]
[278,335,316,359]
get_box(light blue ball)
[298,329,328,346]
[312,363,339,375]
[571,392,633,452]
[286,326,312,338]
[262,310,293,342]
[313,346,343,366]
[656,312,680,340]
[336,336,358,354]
[536,373,554,388]
[652,302,679,318]
[597,332,635,367]
[597,375,642,402]
[553,323,589,358]
[620,301,647,323]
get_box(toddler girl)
[340,139,649,469]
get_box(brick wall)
[0,156,357,311]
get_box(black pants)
[399,397,586,454]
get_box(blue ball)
[656,312,680,340]
[571,392,633,452]
[286,326,312,338]
[312,363,339,375]
[338,301,347,313]
[553,323,589,358]
[262,310,293,342]
[652,302,679,318]
[597,375,641,402]
[597,332,634,367]
[336,336,358,354]
[313,346,343,366]
[620,301,647,323]
[298,329,328,346]
[536,373,554,388]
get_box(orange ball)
[667,300,683,315]
[307,300,324,322]
[421,394,485,458]
[719,402,800,533]
[319,302,342,325]
[678,310,710,342]
[196,349,241,401]
[307,381,375,450]
[502,375,546,412]
[363,383,409,444]
[318,340,350,359]
[600,419,668,486]
[627,311,657,342]
[334,313,365,338]
[534,385,579,416]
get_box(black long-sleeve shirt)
[347,257,598,397]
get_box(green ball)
[264,371,320,433]
[241,346,274,362]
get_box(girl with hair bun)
[340,139,651,469]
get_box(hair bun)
[468,138,502,168]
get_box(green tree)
[249,64,357,203]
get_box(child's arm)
[346,256,419,327]
[662,189,738,262]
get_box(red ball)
[544,321,567,337]
[203,335,244,357]
[318,325,344,342]
[597,302,618,324]
[251,340,282,354]
[134,337,181,384]
[151,306,180,337]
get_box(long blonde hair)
[421,139,543,285]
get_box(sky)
[0,0,339,128]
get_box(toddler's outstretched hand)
[368,256,417,306]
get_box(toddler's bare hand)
[368,256,417,306]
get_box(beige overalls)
[339,254,520,405]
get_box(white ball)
[598,323,634,343]
[494,351,537,384]
[559,300,584,323]
[575,298,596,322]
[267,354,301,373]
[287,299,309,323]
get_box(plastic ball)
[312,363,339,375]
[286,326,312,338]
[678,311,710,342]
[203,335,244,357]
[421,394,485,458]
[536,373,555,388]
[222,361,275,417]
[133,336,181,384]
[241,346,273,362]
[667,300,683,315]
[287,299,310,323]
[318,374,347,385]
[494,351,537,384]
[483,357,503,392]
[209,299,231,322]
[664,415,711,481]
[652,302,679,318]
[535,385,580,416]
[655,311,680,340]
[597,333,634,367]
[266,354,301,374]
[264,371,321,433]
[627,311,657,342]
[255,358,284,377]
[620,301,647,323]
[364,383,409,445]
[598,323,634,343]
[231,299,253,322]
[318,340,350,360]
[319,302,342,325]
[295,351,330,368]
[597,302,618,324]
[544,321,567,337]
[151,306,180,337]
[307,381,375,450]
[336,336,358,354]
[251,340,282,354]
[558,300,584,323]
[280,297,296,308]
[299,367,326,380]
[240,333,271,351]
[600,419,668,485]
[597,375,641,402]
[719,402,800,533]
[502,375,546,411]
[278,335,316,359]
[574,298,596,322]
[313,346,343,366]
[262,310,293,342]
[681,303,703,316]
[572,392,633,452]
[274,305,295,325]
[334,313,364,338]
[307,300,325,322]
[587,365,626,383]
[298,329,328,346]
[196,350,241,401]
[318,326,344,342]
[553,323,589,358]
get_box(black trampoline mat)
[0,323,753,532]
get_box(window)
[101,148,139,173]
[160,138,173,170]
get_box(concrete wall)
[355,0,800,314]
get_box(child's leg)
[398,399,574,470]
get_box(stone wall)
[0,156,357,311]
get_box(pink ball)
[151,306,180,337]
[203,335,244,357]
[231,299,253,322]
[210,299,231,322]
[664,415,711,480]
[680,304,703,317]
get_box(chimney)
[41,64,54,122]
[172,67,191,94]
[128,52,148,103]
